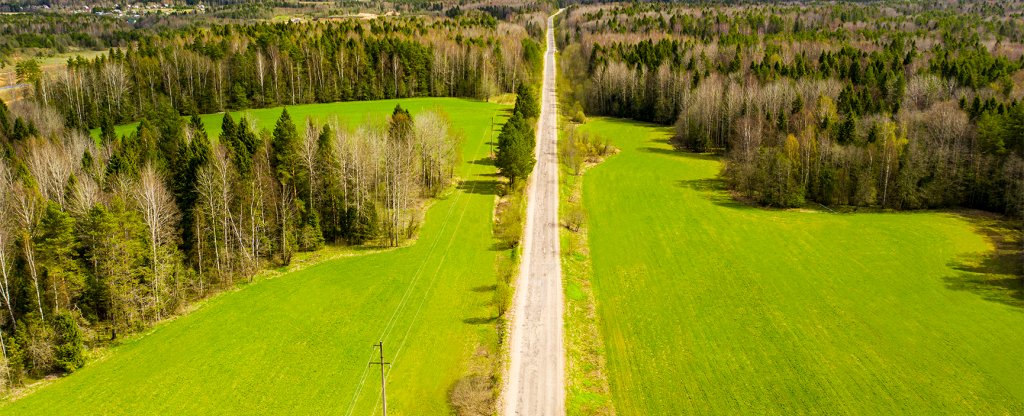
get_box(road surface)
[503,9,565,416]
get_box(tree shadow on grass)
[463,316,498,325]
[943,216,1024,310]
[472,285,496,293]
[638,146,685,157]
[457,179,498,196]
[488,240,516,252]
[469,156,495,166]
[676,176,754,210]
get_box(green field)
[92,98,480,140]
[3,98,509,415]
[576,118,1024,415]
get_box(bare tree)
[300,118,320,212]
[0,161,17,324]
[133,164,179,319]
[102,62,130,117]
[13,180,44,318]
[414,110,457,196]
[255,51,267,104]
[20,136,81,209]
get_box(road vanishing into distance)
[503,9,566,416]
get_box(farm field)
[2,98,509,415]
[576,118,1024,415]
[91,97,506,140]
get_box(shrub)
[494,190,525,249]
[52,311,85,373]
[448,375,495,416]
[565,204,585,232]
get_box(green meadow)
[3,98,509,415]
[92,97,497,140]
[576,118,1024,415]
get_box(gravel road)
[503,9,565,416]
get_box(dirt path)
[503,9,565,416]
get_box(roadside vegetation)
[576,117,1024,415]
[557,120,616,416]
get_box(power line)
[356,115,494,416]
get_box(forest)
[31,15,541,128]
[0,5,544,390]
[558,1,1024,214]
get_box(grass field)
[576,118,1024,415]
[2,98,510,415]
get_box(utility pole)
[371,341,391,416]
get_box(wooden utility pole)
[489,114,496,157]
[371,341,390,416]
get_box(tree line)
[558,1,1024,215]
[30,15,540,131]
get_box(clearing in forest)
[2,97,510,415]
[575,117,1024,415]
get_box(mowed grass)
[577,118,1024,415]
[3,98,510,415]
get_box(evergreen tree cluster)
[496,85,538,187]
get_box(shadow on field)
[676,177,752,210]
[637,138,721,160]
[638,146,684,156]
[472,285,496,292]
[944,217,1024,309]
[463,316,497,325]
[457,180,498,196]
[469,156,495,166]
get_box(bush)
[494,279,512,317]
[448,375,494,416]
[570,102,587,123]
[494,191,525,249]
[565,204,585,232]
[493,252,517,317]
[298,213,325,252]
[15,313,54,377]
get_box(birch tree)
[13,180,44,319]
[0,161,16,324]
[133,164,179,319]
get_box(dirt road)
[503,9,565,416]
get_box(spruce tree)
[513,84,540,120]
[271,108,299,183]
[495,111,536,186]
